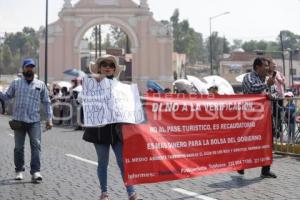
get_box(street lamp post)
[209,11,230,75]
[287,48,294,88]
[45,0,48,84]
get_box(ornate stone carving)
[48,24,63,37]
[128,15,150,28]
[150,23,173,38]
[74,17,83,28]
[140,0,149,9]
[63,0,72,8]
[94,0,119,6]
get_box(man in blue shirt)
[0,58,53,183]
[239,57,277,178]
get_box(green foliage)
[170,9,206,64]
[206,32,230,72]
[279,30,300,50]
[1,44,19,74]
[102,33,112,50]
[0,27,39,74]
[231,39,243,50]
[109,26,129,51]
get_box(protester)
[284,92,296,143]
[0,58,53,182]
[173,79,196,94]
[82,55,139,200]
[268,59,285,138]
[240,57,277,178]
[207,85,219,95]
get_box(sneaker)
[15,172,24,180]
[99,192,109,200]
[237,170,244,175]
[129,193,138,200]
[31,172,43,183]
[261,171,277,178]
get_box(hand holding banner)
[123,94,273,185]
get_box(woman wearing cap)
[82,55,139,200]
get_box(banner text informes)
[123,94,272,185]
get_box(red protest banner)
[123,94,273,185]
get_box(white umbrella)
[72,85,83,92]
[203,75,235,95]
[235,73,248,83]
[53,81,72,89]
[173,79,195,94]
[63,68,86,77]
[186,75,208,94]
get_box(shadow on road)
[208,175,262,189]
[0,178,37,186]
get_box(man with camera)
[239,57,277,178]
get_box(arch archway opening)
[80,24,133,82]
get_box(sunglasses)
[100,62,115,68]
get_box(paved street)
[1,115,300,200]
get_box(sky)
[0,0,300,43]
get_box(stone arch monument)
[39,0,173,90]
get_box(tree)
[279,30,300,50]
[242,40,257,52]
[1,44,16,74]
[102,33,112,50]
[231,39,243,51]
[206,32,230,73]
[169,9,207,64]
[222,37,230,54]
[110,26,129,50]
[189,32,206,64]
[0,27,39,74]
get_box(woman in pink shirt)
[268,59,285,139]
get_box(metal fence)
[272,97,300,154]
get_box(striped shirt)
[0,77,52,123]
[242,71,267,94]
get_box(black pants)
[272,99,283,138]
[0,99,5,114]
[261,165,270,174]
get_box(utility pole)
[95,26,98,60]
[279,31,286,76]
[44,0,48,84]
[209,11,230,75]
[99,25,102,57]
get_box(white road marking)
[65,155,216,200]
[172,188,217,200]
[8,134,14,137]
[65,154,98,166]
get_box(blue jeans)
[288,122,296,143]
[14,121,41,175]
[94,142,136,197]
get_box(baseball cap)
[22,58,36,68]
